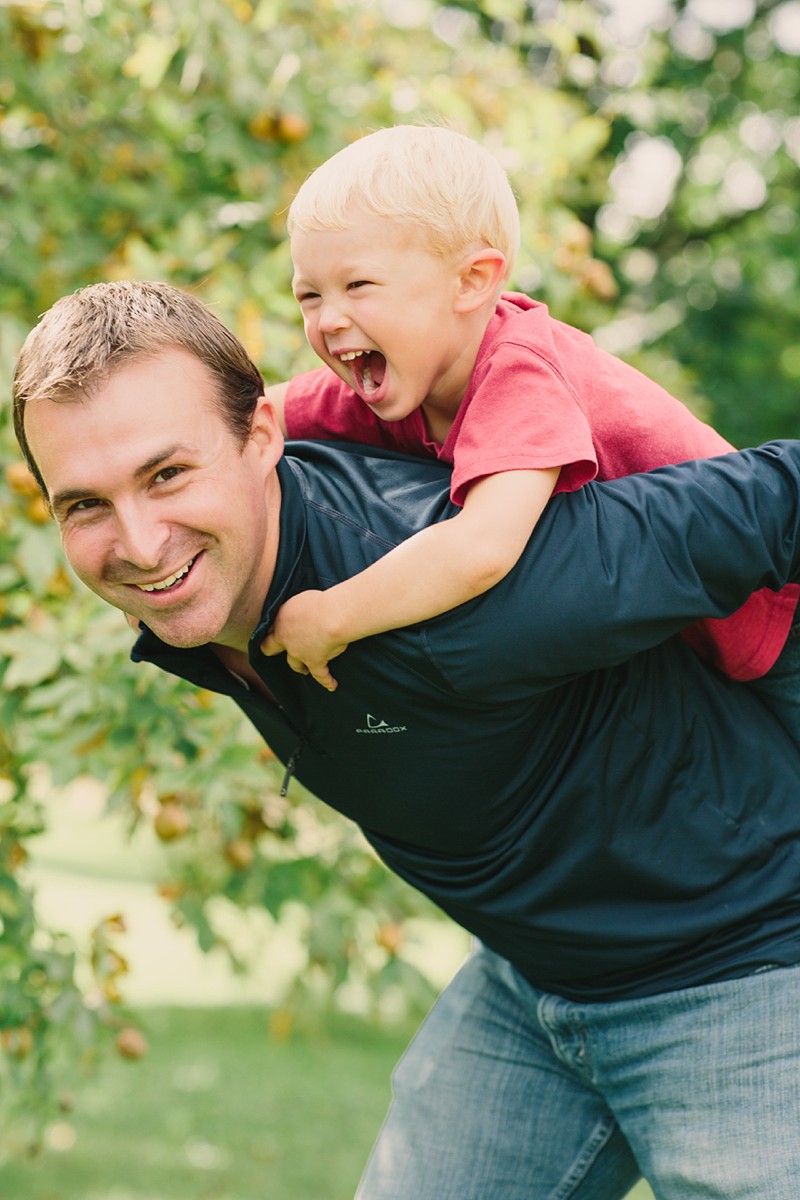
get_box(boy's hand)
[260,590,348,692]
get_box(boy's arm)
[261,467,560,689]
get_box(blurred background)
[0,1,798,1196]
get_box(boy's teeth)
[340,350,365,362]
[140,559,194,592]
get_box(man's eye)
[58,496,104,524]
[154,466,183,484]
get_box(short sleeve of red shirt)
[443,337,598,508]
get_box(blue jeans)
[749,610,800,748]
[356,943,800,1200]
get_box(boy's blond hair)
[288,125,520,279]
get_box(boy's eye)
[296,290,319,304]
[348,280,371,290]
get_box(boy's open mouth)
[339,349,387,398]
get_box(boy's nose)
[317,299,351,334]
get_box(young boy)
[261,124,800,737]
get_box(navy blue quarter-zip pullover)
[134,440,800,1002]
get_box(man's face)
[24,348,282,652]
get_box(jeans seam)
[550,1114,618,1200]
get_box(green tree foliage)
[447,0,800,443]
[0,0,797,1147]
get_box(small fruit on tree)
[153,800,191,842]
[225,838,255,870]
[115,1026,148,1060]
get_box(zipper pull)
[280,740,304,797]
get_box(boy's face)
[24,349,283,652]
[291,210,473,436]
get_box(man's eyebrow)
[50,485,95,516]
[50,444,194,515]
[132,444,193,480]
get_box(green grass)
[1,1005,656,1199]
[19,799,654,1200]
[0,1007,411,1200]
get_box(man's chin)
[126,611,217,649]
[149,625,214,649]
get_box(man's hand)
[260,589,348,692]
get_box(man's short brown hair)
[13,280,264,496]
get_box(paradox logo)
[356,713,408,735]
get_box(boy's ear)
[453,248,507,313]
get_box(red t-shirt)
[285,292,799,680]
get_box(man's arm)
[427,443,800,692]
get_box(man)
[14,280,800,1199]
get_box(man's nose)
[113,503,170,570]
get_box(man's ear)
[453,248,507,313]
[248,393,285,470]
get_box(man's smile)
[130,553,200,594]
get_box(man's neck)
[206,463,283,697]
[212,643,276,701]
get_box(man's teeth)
[139,559,195,592]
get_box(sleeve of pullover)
[428,442,800,692]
